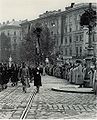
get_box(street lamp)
[34,27,42,65]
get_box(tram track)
[20,88,37,119]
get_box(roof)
[0,20,22,28]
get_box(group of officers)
[0,62,43,93]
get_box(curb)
[51,88,94,94]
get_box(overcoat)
[11,67,19,83]
[84,67,93,87]
[76,64,83,85]
[72,67,76,83]
[93,70,97,92]
[69,68,73,83]
[2,66,8,85]
[33,67,42,86]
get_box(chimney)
[12,19,15,21]
[71,3,75,8]
[46,11,48,13]
[58,9,61,12]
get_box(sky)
[0,0,97,23]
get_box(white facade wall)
[0,23,22,62]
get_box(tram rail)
[20,88,37,119]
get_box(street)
[0,75,96,119]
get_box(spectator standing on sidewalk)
[84,63,93,87]
[33,64,42,93]
[76,61,84,88]
[69,65,73,83]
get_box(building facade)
[0,19,22,63]
[61,3,97,61]
[20,3,97,63]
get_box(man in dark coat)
[33,65,42,93]
[11,64,19,86]
[1,63,8,89]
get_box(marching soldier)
[19,62,30,93]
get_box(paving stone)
[48,104,53,110]
[52,104,58,110]
[0,75,96,119]
[28,110,36,115]
[26,114,35,119]
[57,104,64,110]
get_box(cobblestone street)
[0,75,96,119]
[26,75,97,119]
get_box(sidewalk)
[51,79,94,94]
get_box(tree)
[20,23,55,64]
[80,3,96,27]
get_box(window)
[77,14,80,20]
[69,36,72,43]
[61,38,63,44]
[80,35,83,41]
[14,45,16,50]
[8,32,10,36]
[66,17,68,23]
[65,37,67,44]
[80,47,82,56]
[64,26,67,33]
[69,27,72,32]
[69,25,72,32]
[93,34,95,42]
[14,39,16,43]
[76,24,78,31]
[76,47,78,56]
[69,15,72,23]
[14,31,16,35]
[70,48,72,55]
[20,32,21,36]
[74,15,77,21]
[76,36,78,41]
[51,31,53,35]
[65,48,67,55]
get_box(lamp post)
[34,27,42,65]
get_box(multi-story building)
[0,19,22,63]
[21,10,62,54]
[61,3,97,61]
[20,3,97,63]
